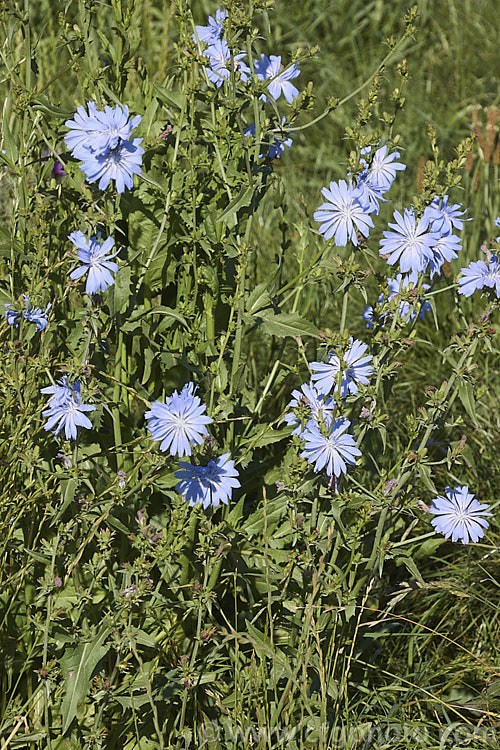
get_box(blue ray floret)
[254,54,300,104]
[69,231,120,295]
[284,381,336,437]
[310,338,373,398]
[363,272,431,329]
[203,40,250,87]
[65,102,143,193]
[175,453,240,509]
[379,208,440,274]
[193,8,226,45]
[41,377,95,440]
[429,485,491,544]
[314,179,374,247]
[145,382,213,457]
[301,417,361,478]
[457,253,500,297]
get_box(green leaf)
[458,381,478,424]
[2,119,18,163]
[122,306,188,332]
[217,184,255,223]
[60,625,111,734]
[245,281,272,315]
[108,265,131,317]
[255,311,319,339]
[152,80,184,110]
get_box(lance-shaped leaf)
[60,625,111,734]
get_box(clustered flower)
[4,294,51,332]
[363,272,431,330]
[195,8,298,163]
[65,103,143,193]
[28,10,494,546]
[285,338,373,483]
[145,382,239,509]
[41,376,95,440]
[314,144,405,247]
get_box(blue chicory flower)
[429,485,492,544]
[457,253,500,297]
[203,40,250,87]
[175,453,241,509]
[426,195,468,234]
[78,137,144,194]
[41,377,95,440]
[254,54,300,104]
[284,381,336,437]
[379,208,440,274]
[193,8,226,45]
[65,103,142,159]
[4,305,21,327]
[301,417,361,477]
[355,144,406,215]
[314,179,374,246]
[65,102,143,193]
[23,294,51,331]
[427,229,462,278]
[244,117,294,159]
[145,382,213,457]
[69,231,120,295]
[310,338,373,398]
[363,273,431,329]
[360,143,406,191]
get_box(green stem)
[112,323,124,472]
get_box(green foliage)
[0,0,499,748]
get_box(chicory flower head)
[458,253,500,297]
[284,381,336,437]
[203,40,250,87]
[41,377,95,440]
[254,54,300,104]
[79,137,144,194]
[145,382,213,457]
[360,144,406,191]
[69,231,120,295]
[193,8,226,45]
[301,417,361,478]
[244,117,294,159]
[175,453,240,509]
[310,338,373,398]
[23,294,51,331]
[430,485,492,544]
[65,103,142,159]
[314,179,374,247]
[426,195,468,234]
[379,208,440,274]
[363,272,431,329]
[4,305,20,327]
